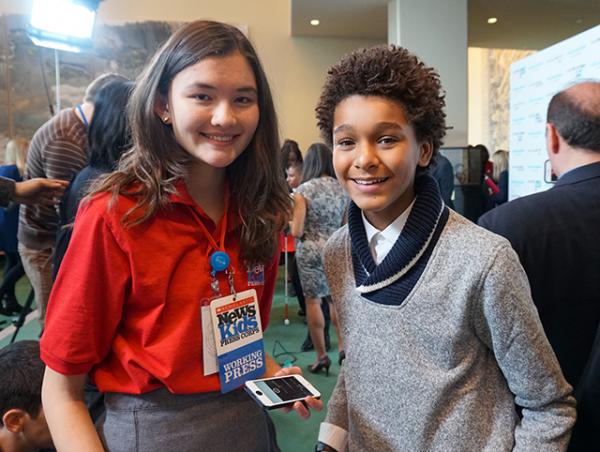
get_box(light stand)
[28,0,99,114]
[55,50,61,112]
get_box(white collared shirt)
[361,199,415,265]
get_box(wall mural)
[0,14,181,163]
[486,47,536,154]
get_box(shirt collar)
[361,198,416,244]
[556,161,600,187]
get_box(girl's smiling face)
[160,51,260,172]
[332,95,432,230]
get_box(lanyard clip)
[210,251,230,273]
[209,251,231,297]
[210,271,221,296]
[226,268,236,300]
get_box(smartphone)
[244,374,321,410]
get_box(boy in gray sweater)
[313,45,576,452]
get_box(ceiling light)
[310,19,320,26]
[487,17,498,24]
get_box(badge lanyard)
[193,192,237,378]
[191,192,265,387]
[189,192,236,300]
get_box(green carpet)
[0,263,338,451]
[0,258,40,346]
[265,270,340,452]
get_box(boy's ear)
[2,409,27,433]
[417,141,434,167]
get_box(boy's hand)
[274,366,323,419]
[13,178,68,206]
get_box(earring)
[162,115,169,124]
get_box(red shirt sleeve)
[40,195,131,375]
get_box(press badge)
[209,289,265,393]
[201,301,219,376]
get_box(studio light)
[28,0,100,53]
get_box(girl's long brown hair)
[91,20,290,264]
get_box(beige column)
[388,0,468,146]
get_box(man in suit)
[479,81,600,450]
[431,153,455,209]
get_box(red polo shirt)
[40,182,277,394]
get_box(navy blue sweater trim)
[349,174,449,305]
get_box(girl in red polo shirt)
[40,20,321,451]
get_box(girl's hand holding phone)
[273,366,323,419]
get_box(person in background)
[0,177,66,208]
[0,138,29,315]
[314,44,575,451]
[453,162,466,185]
[18,72,127,328]
[484,149,509,206]
[281,139,304,312]
[431,153,455,209]
[0,341,54,452]
[287,157,334,351]
[281,138,303,177]
[53,79,135,277]
[475,143,497,215]
[479,81,600,450]
[475,143,493,178]
[290,143,347,375]
[40,20,320,452]
[285,162,302,191]
[288,158,333,351]
[284,160,307,317]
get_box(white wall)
[0,0,383,152]
[467,48,489,148]
[388,0,468,147]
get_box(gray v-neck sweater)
[323,210,575,451]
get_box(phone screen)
[253,376,312,404]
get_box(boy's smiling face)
[332,95,432,230]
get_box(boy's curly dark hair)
[316,45,447,162]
